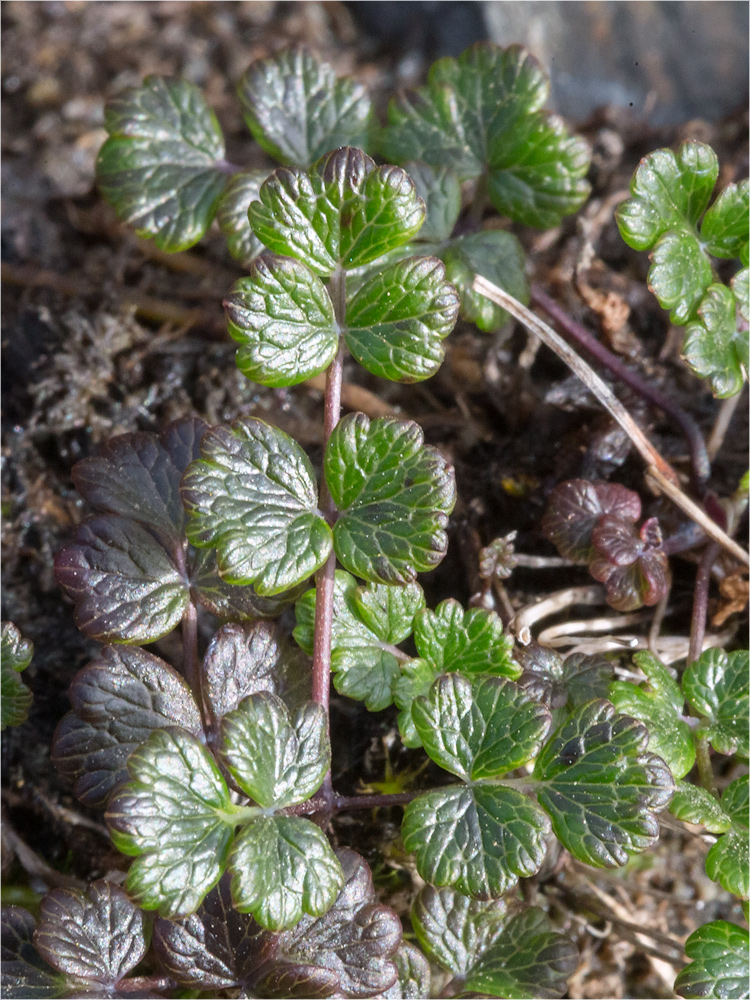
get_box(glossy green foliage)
[237,46,372,168]
[675,921,749,999]
[294,570,424,711]
[670,782,732,834]
[216,169,268,265]
[1,622,33,730]
[705,776,749,900]
[683,282,749,398]
[97,76,227,251]
[381,43,590,229]
[325,413,456,585]
[682,648,749,758]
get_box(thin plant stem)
[530,284,710,487]
[695,734,719,800]
[181,600,202,715]
[706,389,743,462]
[473,276,750,567]
[688,540,721,799]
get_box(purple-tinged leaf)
[379,942,431,999]
[255,849,401,999]
[1,907,66,999]
[592,513,645,567]
[54,516,189,643]
[189,547,296,621]
[52,646,202,807]
[153,874,276,990]
[70,418,208,550]
[541,479,641,564]
[589,518,670,612]
[34,881,146,987]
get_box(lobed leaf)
[701,179,750,260]
[534,700,674,867]
[225,254,338,387]
[190,546,297,621]
[219,693,329,808]
[562,652,614,708]
[1,908,66,999]
[733,267,749,322]
[325,413,455,585]
[237,46,371,168]
[216,169,268,265]
[181,417,332,595]
[249,148,425,276]
[682,648,749,757]
[411,885,507,976]
[229,816,343,931]
[647,229,713,325]
[683,283,748,398]
[1,622,33,731]
[294,570,424,711]
[674,920,749,1000]
[670,781,732,834]
[97,76,227,252]
[344,255,459,383]
[541,479,641,564]
[34,881,146,987]
[442,229,529,332]
[405,162,461,242]
[381,943,431,999]
[106,727,234,919]
[706,776,749,899]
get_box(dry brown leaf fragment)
[712,572,749,626]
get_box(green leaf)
[675,921,749,1000]
[682,648,749,757]
[670,782,731,834]
[608,651,695,779]
[733,267,749,322]
[249,148,425,276]
[225,255,338,387]
[219,694,329,809]
[216,170,268,265]
[412,674,550,780]
[441,230,529,332]
[54,515,189,643]
[402,784,549,898]
[344,256,459,383]
[294,570,424,711]
[411,885,507,976]
[648,230,714,325]
[534,700,674,867]
[106,727,233,919]
[1,622,33,730]
[394,658,439,748]
[190,547,298,622]
[701,180,750,259]
[325,413,455,585]
[229,816,343,931]
[706,776,749,899]
[181,418,332,595]
[406,162,461,242]
[384,943,431,999]
[616,142,719,252]
[683,284,748,398]
[237,46,371,168]
[381,43,590,228]
[465,907,578,1000]
[1,908,67,999]
[97,76,227,252]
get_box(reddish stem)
[285,789,419,816]
[687,541,720,667]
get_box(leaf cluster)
[1,622,33,730]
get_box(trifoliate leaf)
[70,418,208,551]
[181,418,332,595]
[442,229,529,332]
[54,515,189,644]
[701,180,750,259]
[153,874,276,991]
[249,148,425,277]
[1,622,33,730]
[411,886,507,976]
[190,547,297,621]
[406,162,461,242]
[237,47,372,168]
[344,256,459,383]
[294,570,423,711]
[219,693,329,808]
[106,728,234,919]
[733,267,749,322]
[225,255,338,387]
[260,849,401,999]
[381,43,590,228]
[1,908,66,999]
[675,920,749,1000]
[682,648,749,757]
[52,644,202,808]
[382,943,431,1000]
[229,816,343,931]
[34,881,146,986]
[616,142,719,252]
[541,479,642,564]
[609,651,695,779]
[402,784,550,898]
[706,776,749,899]
[216,170,268,265]
[670,781,731,834]
[683,283,748,398]
[534,700,674,867]
[412,674,550,780]
[465,907,578,1000]
[325,413,455,585]
[97,76,227,252]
